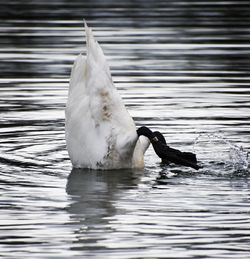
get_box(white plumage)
[65,23,149,169]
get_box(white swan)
[65,23,150,169]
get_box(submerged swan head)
[65,23,150,170]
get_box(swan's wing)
[65,23,138,169]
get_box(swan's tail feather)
[68,54,86,95]
[84,21,94,53]
[84,21,113,88]
[85,22,105,64]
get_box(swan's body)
[65,23,149,169]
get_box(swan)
[65,23,150,169]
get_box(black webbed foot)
[137,126,200,170]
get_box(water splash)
[193,133,249,175]
[228,144,249,172]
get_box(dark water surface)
[0,1,250,258]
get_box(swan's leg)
[137,126,200,170]
[151,134,199,170]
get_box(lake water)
[0,1,250,258]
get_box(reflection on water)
[66,169,142,252]
[65,168,250,258]
[0,0,250,258]
[66,169,142,222]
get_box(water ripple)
[0,0,250,258]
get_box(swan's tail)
[84,21,113,85]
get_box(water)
[0,0,250,258]
[194,133,249,174]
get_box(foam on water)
[193,133,249,175]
